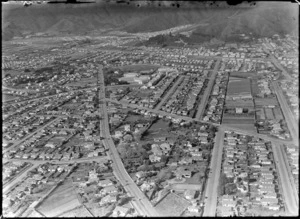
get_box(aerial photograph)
[2,0,299,217]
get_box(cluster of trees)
[218,173,235,196]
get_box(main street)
[105,97,292,146]
[272,81,298,145]
[202,128,225,216]
[195,59,221,120]
[271,142,298,215]
[97,64,160,217]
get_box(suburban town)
[2,1,299,218]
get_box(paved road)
[278,143,299,206]
[105,97,293,146]
[2,86,98,104]
[2,85,37,93]
[3,163,40,194]
[220,124,291,145]
[271,142,298,216]
[106,84,141,89]
[272,81,298,144]
[269,55,293,81]
[154,75,184,110]
[202,128,225,216]
[97,64,160,217]
[195,59,221,120]
[105,97,220,127]
[4,156,109,165]
[3,117,61,154]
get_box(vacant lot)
[37,181,81,217]
[155,192,190,216]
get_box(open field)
[183,172,203,184]
[117,64,160,72]
[37,181,81,217]
[58,206,93,217]
[142,119,171,141]
[155,192,190,216]
[171,183,202,191]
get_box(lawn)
[37,181,81,217]
[155,192,190,216]
[144,119,171,139]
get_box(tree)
[142,143,152,151]
[224,183,237,195]
[118,196,133,206]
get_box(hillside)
[2,2,298,41]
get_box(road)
[105,97,221,127]
[220,124,291,145]
[195,59,221,120]
[105,97,293,146]
[272,81,298,144]
[3,163,40,194]
[4,156,109,165]
[202,128,225,216]
[3,117,61,153]
[269,55,293,81]
[154,75,184,110]
[97,64,160,217]
[271,142,298,216]
[278,143,299,206]
[2,85,37,93]
[106,84,141,89]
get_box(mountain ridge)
[2,2,298,41]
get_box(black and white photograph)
[2,0,299,217]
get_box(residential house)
[112,206,131,217]
[260,197,278,206]
[99,194,117,206]
[101,185,118,195]
[185,190,196,200]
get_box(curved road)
[97,64,160,216]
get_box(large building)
[226,77,252,100]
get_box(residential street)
[202,128,225,216]
[272,81,298,144]
[3,117,61,153]
[97,65,160,217]
[154,75,184,110]
[195,59,221,120]
[271,142,298,215]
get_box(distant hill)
[2,2,298,41]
